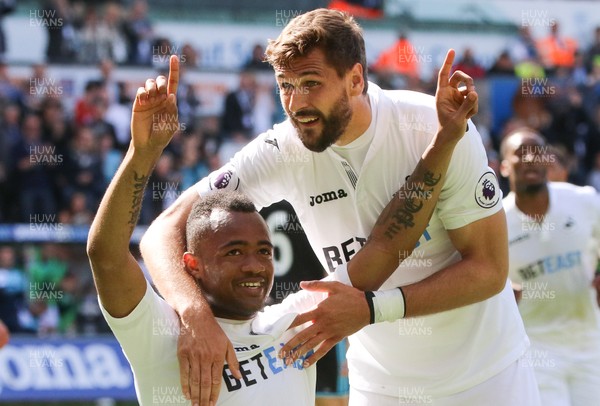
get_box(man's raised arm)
[88,56,181,319]
[346,49,477,290]
[138,60,240,406]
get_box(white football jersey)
[101,281,319,405]
[196,82,528,397]
[504,182,600,353]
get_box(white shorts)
[526,344,600,406]
[348,357,541,406]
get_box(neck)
[514,183,550,218]
[335,93,372,146]
[211,305,256,321]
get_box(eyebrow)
[219,240,274,249]
[276,70,322,79]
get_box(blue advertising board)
[0,336,136,401]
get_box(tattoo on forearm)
[382,167,442,240]
[423,170,441,187]
[128,171,148,231]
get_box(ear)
[499,159,510,178]
[348,63,364,97]
[183,252,204,279]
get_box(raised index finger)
[437,49,456,88]
[167,55,180,95]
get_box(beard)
[521,182,547,195]
[516,181,546,196]
[290,92,352,152]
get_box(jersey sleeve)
[436,121,503,230]
[99,279,179,369]
[195,126,291,210]
[260,289,327,322]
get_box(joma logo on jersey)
[309,189,348,206]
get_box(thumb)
[226,341,241,379]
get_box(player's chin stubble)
[293,94,353,153]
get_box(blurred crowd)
[0,0,600,336]
[370,22,600,189]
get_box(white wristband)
[369,288,406,323]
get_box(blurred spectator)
[97,61,132,148]
[221,70,257,138]
[253,82,276,135]
[0,319,8,347]
[12,113,58,222]
[510,26,546,79]
[509,90,551,133]
[122,0,153,66]
[64,192,94,225]
[77,3,126,64]
[99,131,122,184]
[97,59,119,104]
[26,243,68,287]
[40,96,72,154]
[0,245,27,332]
[103,2,127,63]
[0,0,15,60]
[179,134,209,190]
[24,63,55,111]
[200,114,223,155]
[79,6,105,64]
[545,83,594,181]
[141,152,179,224]
[77,284,110,335]
[244,44,271,71]
[453,48,486,79]
[20,298,59,336]
[587,57,600,102]
[0,101,20,149]
[218,131,249,165]
[0,102,20,220]
[514,58,546,79]
[58,126,105,211]
[0,61,25,106]
[175,64,201,130]
[56,270,80,335]
[328,0,383,19]
[74,79,105,126]
[87,95,119,148]
[537,21,578,71]
[43,0,78,64]
[488,50,515,76]
[151,36,172,70]
[571,51,588,87]
[585,26,600,74]
[181,42,200,69]
[371,33,420,81]
[510,26,540,64]
[20,243,67,336]
[588,151,600,191]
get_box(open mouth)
[295,116,319,126]
[238,281,264,288]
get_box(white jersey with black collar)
[101,280,321,405]
[196,82,528,397]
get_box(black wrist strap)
[398,287,406,318]
[364,291,375,324]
